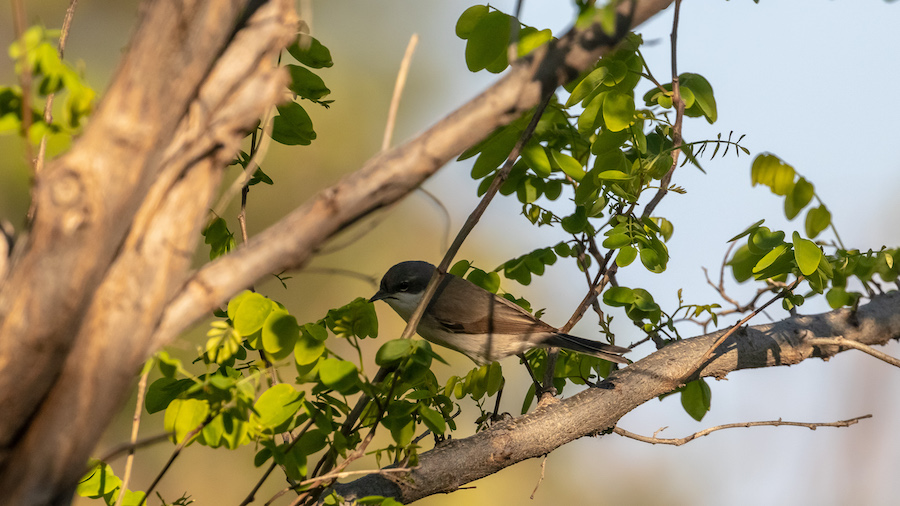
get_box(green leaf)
[318,358,359,393]
[286,65,330,101]
[615,245,637,267]
[603,286,634,306]
[294,326,326,366]
[418,405,447,435]
[202,217,235,260]
[602,90,635,132]
[326,297,379,339]
[549,149,585,181]
[784,177,814,220]
[517,27,553,57]
[753,243,790,274]
[747,227,785,255]
[567,66,612,107]
[596,170,629,181]
[253,384,302,430]
[471,126,519,178]
[262,310,300,359]
[465,11,511,72]
[679,73,717,123]
[805,205,831,239]
[751,154,794,196]
[375,339,415,366]
[561,206,588,234]
[792,232,822,276]
[296,429,328,456]
[520,143,552,177]
[272,102,316,145]
[466,268,501,292]
[164,398,209,444]
[145,377,192,414]
[232,292,276,336]
[455,4,489,39]
[77,461,122,499]
[680,378,711,421]
[727,219,765,243]
[287,34,333,68]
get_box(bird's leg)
[490,380,504,421]
[518,353,554,401]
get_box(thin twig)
[382,34,418,151]
[642,0,684,219]
[114,364,150,506]
[806,336,900,368]
[99,432,173,462]
[35,0,79,175]
[614,414,872,446]
[530,454,548,499]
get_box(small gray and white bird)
[370,261,630,365]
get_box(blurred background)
[2,1,900,505]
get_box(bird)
[369,261,630,365]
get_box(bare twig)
[614,414,872,446]
[114,364,150,506]
[806,336,900,368]
[382,34,419,151]
[530,454,548,499]
[99,433,173,463]
[642,0,684,219]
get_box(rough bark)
[0,1,295,504]
[334,292,900,503]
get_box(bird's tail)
[545,333,631,364]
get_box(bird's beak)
[369,290,389,303]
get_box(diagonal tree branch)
[334,292,900,503]
[151,0,676,349]
[0,1,296,503]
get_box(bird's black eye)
[397,281,409,292]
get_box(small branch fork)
[614,414,872,446]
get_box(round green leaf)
[602,90,635,132]
[164,398,209,444]
[376,339,415,366]
[232,292,275,336]
[318,358,359,393]
[262,310,300,358]
[455,4,489,39]
[465,11,511,72]
[615,245,637,267]
[805,205,831,239]
[253,384,302,430]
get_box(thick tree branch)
[152,0,676,348]
[0,1,296,503]
[334,292,900,503]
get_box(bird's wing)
[429,276,556,335]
